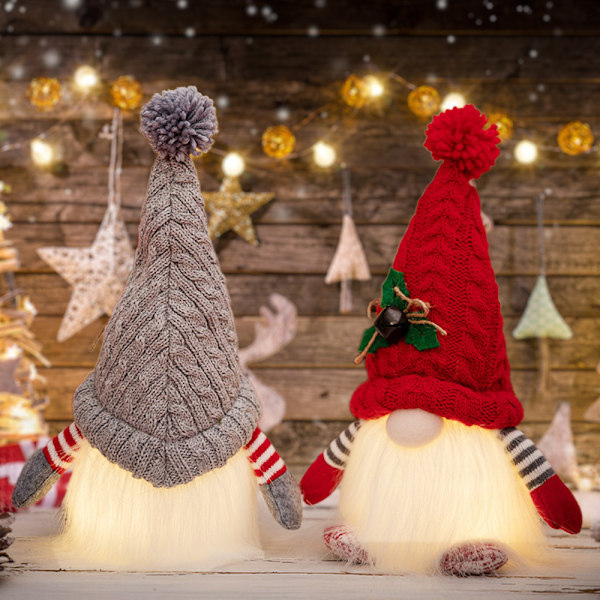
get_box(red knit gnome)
[301,105,581,575]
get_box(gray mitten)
[12,449,60,509]
[259,470,302,530]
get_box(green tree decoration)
[512,193,572,404]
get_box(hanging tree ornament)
[203,176,274,246]
[557,121,594,156]
[487,112,514,142]
[407,85,440,119]
[325,166,371,313]
[27,77,61,111]
[513,192,572,404]
[111,75,143,110]
[38,108,134,342]
[238,294,297,432]
[262,125,296,158]
[537,402,580,487]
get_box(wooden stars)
[203,176,274,246]
[38,207,133,342]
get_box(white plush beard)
[55,440,262,570]
[339,417,547,574]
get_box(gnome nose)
[374,306,410,345]
[386,409,445,448]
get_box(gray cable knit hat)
[73,86,260,488]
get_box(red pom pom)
[424,105,500,179]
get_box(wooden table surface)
[2,501,599,600]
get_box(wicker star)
[203,176,274,246]
[38,207,134,342]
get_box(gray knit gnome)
[13,86,302,530]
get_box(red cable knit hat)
[350,105,523,429]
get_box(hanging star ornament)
[38,207,134,342]
[203,176,274,246]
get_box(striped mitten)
[300,421,361,505]
[499,427,582,534]
[12,423,83,509]
[245,428,302,530]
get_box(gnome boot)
[439,541,508,576]
[323,525,369,564]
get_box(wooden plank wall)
[1,0,599,477]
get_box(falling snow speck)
[251,128,258,136]
[516,5,523,11]
[176,0,188,8]
[113,29,122,37]
[447,35,456,44]
[216,95,230,109]
[436,0,448,9]
[537,83,546,91]
[19,5,25,12]
[4,2,14,12]
[43,49,61,68]
[485,68,492,76]
[151,35,163,46]
[490,14,497,22]
[276,107,291,121]
[529,49,538,58]
[315,0,326,7]
[545,0,553,7]
[373,24,386,37]
[307,25,319,37]
[320,111,328,119]
[261,5,272,17]
[475,18,482,25]
[363,54,371,62]
[184,27,195,38]
[246,4,257,16]
[62,0,83,8]
[543,14,551,22]
[246,37,254,44]
[529,92,538,102]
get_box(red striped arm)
[42,423,84,475]
[244,427,287,485]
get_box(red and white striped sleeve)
[244,427,286,485]
[42,423,84,475]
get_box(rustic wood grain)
[2,164,600,226]
[14,272,600,318]
[4,0,599,35]
[40,366,600,423]
[7,222,600,276]
[27,315,600,370]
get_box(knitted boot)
[323,525,369,564]
[440,542,508,576]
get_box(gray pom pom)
[140,86,218,161]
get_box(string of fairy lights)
[1,65,597,178]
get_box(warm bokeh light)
[30,138,56,167]
[222,152,246,177]
[313,141,336,168]
[441,92,467,111]
[73,65,100,92]
[365,75,384,98]
[514,140,538,164]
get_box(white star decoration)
[38,206,134,342]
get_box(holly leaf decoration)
[357,268,442,355]
[405,321,440,351]
[358,325,389,354]
[381,269,409,309]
